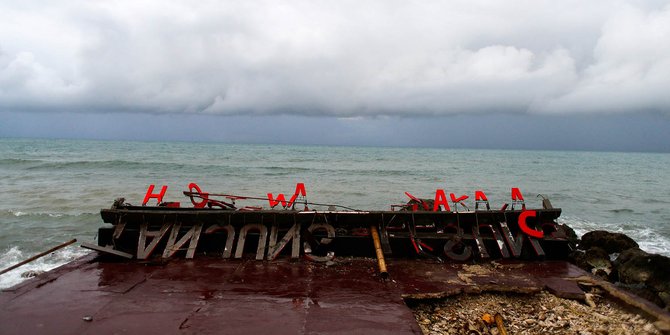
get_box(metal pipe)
[369,225,389,279]
[183,191,361,212]
[0,239,77,276]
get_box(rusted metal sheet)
[1,256,626,335]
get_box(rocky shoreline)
[568,230,670,310]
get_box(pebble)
[411,291,662,335]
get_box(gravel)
[411,291,663,335]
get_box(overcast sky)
[1,1,669,151]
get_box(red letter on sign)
[143,184,167,206]
[433,189,450,211]
[267,193,288,208]
[188,182,209,208]
[287,183,307,208]
[268,183,307,209]
[518,210,544,239]
[475,190,488,201]
[511,187,526,210]
[450,193,469,203]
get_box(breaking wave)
[0,246,90,290]
[558,216,670,257]
[2,210,94,219]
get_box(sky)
[1,0,669,152]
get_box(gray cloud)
[1,0,669,116]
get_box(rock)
[570,247,614,277]
[658,291,670,307]
[592,268,610,280]
[585,247,611,268]
[580,230,638,254]
[620,286,664,308]
[610,247,670,308]
[618,253,670,292]
[569,250,589,271]
[559,224,580,249]
[570,229,670,311]
[20,270,45,278]
[614,247,648,267]
[653,321,670,333]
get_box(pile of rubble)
[412,291,662,335]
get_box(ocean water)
[1,138,669,288]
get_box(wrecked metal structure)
[96,183,572,271]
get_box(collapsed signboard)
[98,183,572,262]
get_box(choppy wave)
[23,159,189,171]
[1,157,247,173]
[0,158,37,166]
[608,208,634,214]
[2,210,95,219]
[558,216,670,257]
[0,246,90,289]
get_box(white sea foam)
[4,209,86,218]
[557,216,601,238]
[0,246,90,289]
[635,229,670,256]
[558,216,670,257]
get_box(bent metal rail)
[97,183,572,263]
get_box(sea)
[1,138,669,289]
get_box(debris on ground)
[411,291,662,335]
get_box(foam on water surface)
[0,246,90,289]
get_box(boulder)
[619,253,670,291]
[568,250,588,271]
[584,246,609,267]
[569,246,613,279]
[617,251,670,308]
[613,247,648,268]
[621,285,665,307]
[579,230,638,254]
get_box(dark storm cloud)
[1,1,669,116]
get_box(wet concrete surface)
[0,255,593,335]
